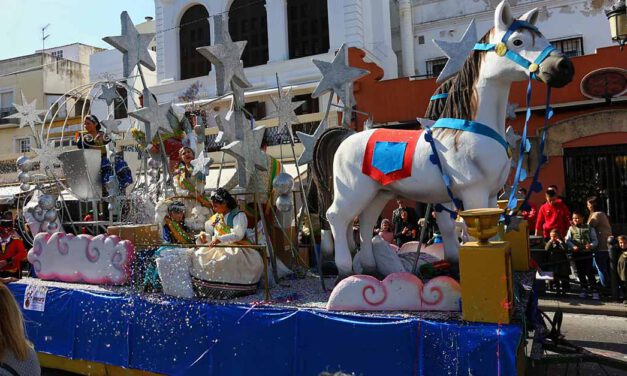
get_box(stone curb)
[539,299,627,317]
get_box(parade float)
[4,1,603,375]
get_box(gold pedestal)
[503,219,530,271]
[459,208,514,324]
[459,241,513,324]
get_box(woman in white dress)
[192,188,264,298]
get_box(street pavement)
[528,313,627,376]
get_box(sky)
[0,0,155,60]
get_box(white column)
[265,0,289,62]
[327,0,345,52]
[398,0,415,77]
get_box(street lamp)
[606,0,626,50]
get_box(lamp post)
[606,0,626,50]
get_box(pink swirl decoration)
[56,234,70,255]
[86,245,100,263]
[421,285,444,306]
[361,284,387,306]
[32,241,44,257]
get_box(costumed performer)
[192,188,264,298]
[173,146,211,209]
[76,115,132,194]
[144,200,196,292]
[0,219,27,279]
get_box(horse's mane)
[425,29,493,148]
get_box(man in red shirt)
[535,189,571,240]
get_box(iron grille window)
[287,0,329,59]
[229,0,269,67]
[426,57,447,78]
[550,37,583,58]
[15,137,31,153]
[51,50,63,59]
[113,83,128,120]
[293,94,318,115]
[180,5,211,80]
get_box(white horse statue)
[313,1,574,277]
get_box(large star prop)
[506,102,519,119]
[98,83,120,106]
[196,15,251,96]
[214,111,239,144]
[32,141,62,171]
[311,44,369,107]
[128,95,174,143]
[432,19,477,83]
[265,88,305,134]
[101,118,125,135]
[222,125,268,187]
[296,120,328,166]
[5,93,45,130]
[190,152,213,177]
[417,117,437,129]
[103,11,156,78]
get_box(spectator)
[0,219,27,279]
[517,188,537,233]
[544,229,570,294]
[547,184,571,209]
[394,209,417,246]
[535,188,571,240]
[392,199,417,233]
[566,212,599,300]
[377,218,394,244]
[616,235,627,305]
[587,196,613,288]
[0,284,41,376]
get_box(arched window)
[228,0,269,67]
[287,0,329,59]
[179,4,211,80]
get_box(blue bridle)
[474,20,556,81]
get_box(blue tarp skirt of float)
[9,283,523,375]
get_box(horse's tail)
[312,127,355,230]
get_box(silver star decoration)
[214,111,239,144]
[5,93,44,130]
[311,44,369,107]
[103,11,156,78]
[432,19,477,83]
[506,102,519,119]
[505,126,521,149]
[196,15,251,96]
[265,88,305,134]
[129,95,174,143]
[296,120,328,166]
[190,152,213,177]
[417,117,437,129]
[98,83,119,106]
[222,125,268,187]
[101,119,125,135]
[32,141,62,171]
[505,216,523,233]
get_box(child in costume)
[192,188,264,298]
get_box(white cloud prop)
[28,232,133,285]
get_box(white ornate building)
[151,0,398,103]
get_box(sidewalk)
[538,295,627,317]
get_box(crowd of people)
[522,185,626,303]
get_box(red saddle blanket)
[362,129,422,185]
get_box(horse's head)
[481,1,574,88]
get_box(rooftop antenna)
[41,24,51,63]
